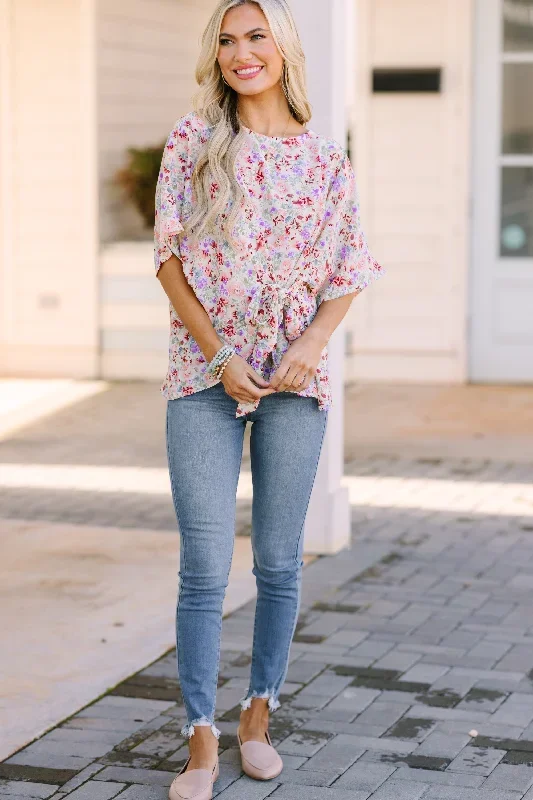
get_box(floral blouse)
[154,111,383,418]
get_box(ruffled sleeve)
[316,150,384,303]
[153,119,191,275]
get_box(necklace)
[239,110,295,139]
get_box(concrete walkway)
[0,518,260,762]
[344,382,533,463]
[1,379,533,799]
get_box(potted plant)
[115,143,165,228]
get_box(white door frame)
[470,0,533,381]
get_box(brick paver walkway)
[4,498,533,798]
[2,381,533,798]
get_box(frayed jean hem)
[240,689,281,713]
[181,717,221,740]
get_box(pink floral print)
[154,111,383,418]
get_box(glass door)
[470,0,533,381]
[501,2,533,259]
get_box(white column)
[290,0,353,554]
[0,0,14,373]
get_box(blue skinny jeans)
[166,382,328,738]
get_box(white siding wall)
[97,0,217,243]
[0,0,98,377]
[347,0,474,382]
[97,0,217,380]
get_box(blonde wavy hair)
[184,0,312,245]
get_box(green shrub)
[115,143,165,228]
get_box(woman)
[154,1,383,798]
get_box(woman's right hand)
[221,354,274,405]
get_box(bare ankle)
[189,726,219,741]
[186,726,219,760]
[240,698,270,731]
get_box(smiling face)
[217,2,285,97]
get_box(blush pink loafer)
[168,757,219,800]
[237,726,283,780]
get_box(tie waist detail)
[245,283,312,367]
[235,280,324,418]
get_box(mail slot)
[372,68,442,93]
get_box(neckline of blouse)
[239,121,315,143]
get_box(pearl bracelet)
[208,343,235,378]
[214,353,234,380]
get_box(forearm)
[157,253,224,362]
[302,290,361,348]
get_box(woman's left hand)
[269,330,326,393]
